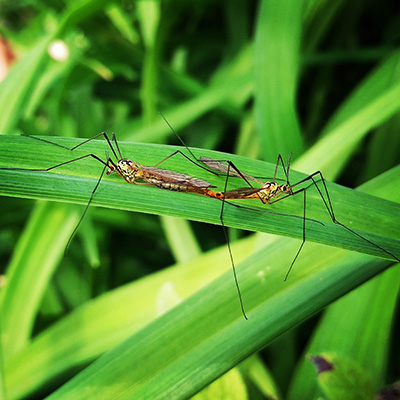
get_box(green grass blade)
[287,265,400,399]
[254,0,305,160]
[44,248,394,399]
[0,135,399,261]
[160,216,201,263]
[0,202,79,360]
[295,73,400,178]
[0,136,400,257]
[0,37,52,134]
[287,166,400,398]
[4,238,255,399]
[43,162,400,398]
[123,71,252,143]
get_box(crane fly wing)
[223,187,263,197]
[143,166,215,188]
[200,157,262,184]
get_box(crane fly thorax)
[257,182,291,203]
[107,158,140,182]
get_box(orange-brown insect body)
[223,181,291,204]
[107,158,221,195]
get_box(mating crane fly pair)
[2,130,399,320]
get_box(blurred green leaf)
[287,266,400,399]
[309,353,375,400]
[296,50,400,179]
[0,202,79,360]
[0,38,52,134]
[254,0,304,160]
[1,2,400,399]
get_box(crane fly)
[199,155,395,269]
[161,115,400,315]
[1,132,230,252]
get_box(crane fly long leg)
[160,114,399,318]
[153,150,220,177]
[161,115,321,222]
[191,154,311,283]
[161,114,327,318]
[22,132,121,161]
[64,162,109,255]
[1,133,221,258]
[199,153,293,188]
[276,171,400,265]
[4,132,256,318]
[193,155,400,281]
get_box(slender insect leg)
[159,112,257,187]
[23,132,121,161]
[307,172,400,263]
[201,154,292,189]
[157,112,245,179]
[3,153,113,175]
[283,188,307,281]
[17,135,121,253]
[202,158,259,189]
[273,154,292,185]
[4,153,115,254]
[261,181,317,280]
[44,153,110,172]
[64,162,109,255]
[219,161,248,319]
[274,171,400,265]
[160,112,288,191]
[152,149,221,177]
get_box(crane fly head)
[280,183,293,195]
[107,158,136,178]
[257,181,293,203]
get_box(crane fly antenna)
[111,133,123,160]
[158,112,199,163]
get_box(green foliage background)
[0,1,399,399]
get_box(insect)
[161,115,400,294]
[200,153,400,291]
[200,155,399,274]
[1,132,231,251]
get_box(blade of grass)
[0,135,399,261]
[295,63,400,178]
[161,216,201,263]
[43,246,394,399]
[254,0,305,160]
[122,66,252,143]
[287,264,400,399]
[288,166,400,399]
[44,162,400,397]
[4,237,256,400]
[0,37,52,134]
[0,0,116,136]
[0,202,79,360]
[241,355,281,399]
[191,368,248,400]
